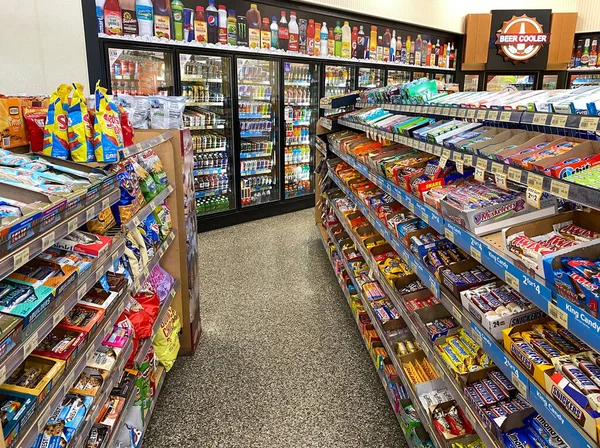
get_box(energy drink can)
[184,8,195,42]
[237,16,248,47]
[299,19,307,54]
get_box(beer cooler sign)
[495,15,550,63]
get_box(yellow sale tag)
[526,186,543,209]
[477,158,488,170]
[444,228,455,242]
[458,109,467,118]
[495,172,508,190]
[474,165,486,182]
[491,162,504,175]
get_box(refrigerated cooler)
[179,54,236,217]
[569,72,600,88]
[283,61,319,199]
[107,47,174,95]
[387,69,411,86]
[237,57,280,207]
[357,66,384,89]
[485,74,536,92]
[324,64,355,97]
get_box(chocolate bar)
[465,386,486,408]
[482,378,508,402]
[473,381,497,406]
[489,371,517,396]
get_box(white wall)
[0,0,90,95]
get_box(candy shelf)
[11,286,129,448]
[102,373,138,448]
[119,131,173,160]
[130,230,177,296]
[0,188,120,282]
[122,185,174,232]
[133,279,180,366]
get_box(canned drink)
[237,16,248,46]
[184,8,195,42]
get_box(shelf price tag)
[471,328,483,347]
[526,186,543,209]
[434,107,442,115]
[505,271,520,292]
[24,333,39,355]
[456,159,464,174]
[101,197,110,210]
[580,116,599,131]
[0,366,6,386]
[487,110,499,121]
[53,305,65,326]
[466,109,476,119]
[444,228,455,242]
[527,172,544,189]
[476,110,487,120]
[470,246,482,263]
[463,154,473,167]
[422,213,429,225]
[85,207,95,222]
[511,373,527,396]
[13,248,30,270]
[458,109,467,118]
[495,172,508,190]
[438,156,449,169]
[474,165,486,182]
[533,113,547,125]
[491,162,504,175]
[550,115,568,128]
[41,231,55,251]
[507,167,522,183]
[442,149,451,159]
[442,107,450,116]
[550,180,570,199]
[500,111,512,122]
[548,302,569,327]
[476,158,488,170]
[67,218,78,234]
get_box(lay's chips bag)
[43,84,72,159]
[94,81,123,163]
[68,82,95,162]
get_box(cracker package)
[0,97,27,149]
[43,84,72,159]
[68,83,95,162]
[93,81,122,163]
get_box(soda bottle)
[407,36,414,65]
[270,16,279,49]
[120,0,138,35]
[227,10,237,45]
[376,35,383,61]
[299,19,307,54]
[314,22,321,56]
[278,12,289,51]
[136,0,154,37]
[356,25,365,59]
[206,0,218,44]
[194,6,207,43]
[261,18,271,49]
[425,39,432,66]
[104,0,123,36]
[582,38,591,67]
[590,39,597,67]
[429,39,436,66]
[328,28,334,56]
[341,21,351,58]
[237,15,248,46]
[307,19,315,56]
[390,30,396,62]
[170,0,184,40]
[434,39,441,66]
[351,26,358,58]
[288,11,299,52]
[333,21,342,57]
[217,4,227,44]
[320,22,328,56]
[153,0,171,39]
[369,26,377,60]
[246,3,261,48]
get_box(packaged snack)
[149,95,186,129]
[22,106,47,152]
[86,206,117,235]
[126,295,156,341]
[54,231,112,258]
[0,97,28,149]
[43,84,72,159]
[132,160,158,201]
[33,394,93,446]
[152,307,181,371]
[68,83,95,162]
[152,204,173,240]
[116,94,151,129]
[96,395,125,427]
[124,234,142,278]
[118,105,135,147]
[70,367,105,396]
[86,425,109,448]
[138,149,168,192]
[148,265,174,303]
[93,82,123,162]
[110,161,144,226]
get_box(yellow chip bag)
[152,306,181,372]
[93,81,122,162]
[43,84,72,159]
[68,82,95,162]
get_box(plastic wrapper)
[118,104,135,147]
[153,204,173,240]
[93,81,123,162]
[138,149,168,192]
[116,94,150,129]
[43,84,72,159]
[149,96,185,130]
[152,307,181,372]
[132,160,158,201]
[142,214,160,252]
[68,82,95,162]
[86,206,116,235]
[124,234,142,279]
[129,228,149,267]
[23,106,47,153]
[110,161,145,226]
[148,265,174,303]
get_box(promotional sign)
[495,15,550,63]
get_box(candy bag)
[152,307,181,372]
[23,106,47,152]
[94,81,123,162]
[148,265,174,303]
[43,84,72,159]
[68,82,95,162]
[138,149,168,192]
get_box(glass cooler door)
[387,69,411,86]
[283,61,319,199]
[324,64,354,97]
[237,57,280,207]
[485,74,536,92]
[108,47,174,95]
[357,66,384,89]
[180,53,236,217]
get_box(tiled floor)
[144,208,406,447]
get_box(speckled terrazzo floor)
[144,208,407,448]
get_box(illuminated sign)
[495,15,550,63]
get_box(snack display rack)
[316,90,600,448]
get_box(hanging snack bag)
[68,83,95,162]
[137,224,155,259]
[86,207,117,235]
[94,81,123,162]
[142,214,160,252]
[131,160,158,201]
[117,94,150,129]
[152,307,181,372]
[23,106,47,152]
[110,161,144,226]
[129,227,149,266]
[152,204,173,241]
[43,84,72,159]
[124,234,142,279]
[118,104,135,147]
[148,265,174,303]
[138,149,168,192]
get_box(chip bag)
[23,106,47,152]
[86,207,116,235]
[138,149,168,192]
[43,84,72,159]
[152,307,181,372]
[118,105,135,147]
[94,81,123,162]
[68,82,95,162]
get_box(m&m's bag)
[43,84,72,159]
[68,82,95,162]
[93,81,123,162]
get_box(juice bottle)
[425,39,432,66]
[405,35,412,64]
[261,18,271,49]
[171,0,184,40]
[278,12,289,51]
[307,19,315,56]
[288,11,299,52]
[194,6,207,43]
[369,26,377,60]
[421,38,428,66]
[414,34,422,66]
[328,28,334,56]
[246,3,261,49]
[429,39,436,66]
[120,0,138,35]
[376,35,383,61]
[104,0,123,35]
[314,22,321,56]
[227,10,237,45]
[320,22,328,56]
[351,26,358,58]
[396,34,402,62]
[271,16,279,49]
[333,21,342,57]
[217,4,227,44]
[383,29,391,62]
[206,0,218,44]
[136,0,153,37]
[96,0,106,34]
[153,0,171,38]
[341,21,351,58]
[356,25,365,59]
[390,30,396,62]
[590,38,598,67]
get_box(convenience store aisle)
[144,208,406,447]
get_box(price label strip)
[550,180,570,199]
[507,167,522,183]
[532,113,547,125]
[505,271,520,292]
[527,172,544,189]
[548,302,568,327]
[438,156,449,170]
[463,154,473,167]
[580,116,600,131]
[550,115,568,128]
[456,159,464,174]
[470,246,482,263]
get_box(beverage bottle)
[136,0,154,37]
[575,39,583,67]
[328,28,334,56]
[168,0,183,40]
[390,30,396,62]
[582,38,591,67]
[237,15,248,46]
[227,10,237,45]
[246,3,261,48]
[261,17,271,49]
[429,39,436,66]
[421,38,428,66]
[96,0,106,34]
[320,22,328,56]
[351,26,358,58]
[414,34,422,66]
[425,39,432,66]
[206,0,218,44]
[341,21,351,58]
[120,0,138,35]
[445,43,450,67]
[356,25,365,59]
[369,26,377,60]
[299,19,308,54]
[217,4,227,44]
[590,38,598,67]
[314,22,321,56]
[271,16,279,49]
[449,42,455,68]
[153,0,171,38]
[278,12,289,51]
[288,11,299,52]
[440,44,447,68]
[364,35,369,59]
[307,19,315,55]
[383,29,391,62]
[376,36,383,61]
[104,0,123,35]
[434,39,440,66]
[333,21,342,57]
[405,35,412,64]
[569,41,576,68]
[194,6,207,43]
[396,35,402,62]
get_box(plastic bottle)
[314,22,321,56]
[429,39,436,66]
[356,25,365,59]
[341,21,351,58]
[375,36,382,61]
[425,39,432,66]
[121,0,138,35]
[421,37,428,66]
[414,34,422,66]
[104,0,123,35]
[217,4,227,44]
[389,30,396,62]
[278,11,289,51]
[332,21,342,57]
[328,28,334,56]
[204,0,218,43]
[153,0,171,38]
[582,38,591,67]
[320,22,328,56]
[434,39,441,66]
[194,6,207,43]
[307,19,315,56]
[271,16,279,49]
[351,26,358,58]
[288,11,299,52]
[405,35,412,64]
[261,17,271,49]
[246,3,261,49]
[369,26,377,60]
[383,29,391,62]
[136,0,153,37]
[170,0,184,40]
[96,0,106,34]
[396,34,402,62]
[227,10,237,45]
[299,19,307,54]
[590,39,598,67]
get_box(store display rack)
[123,185,174,231]
[325,148,597,448]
